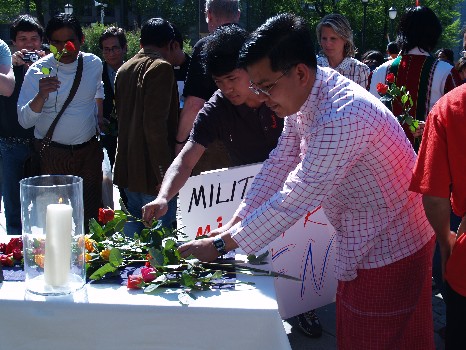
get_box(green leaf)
[89,262,118,280]
[247,251,270,265]
[149,247,165,266]
[109,248,123,267]
[49,44,58,55]
[89,218,104,240]
[163,238,176,250]
[401,94,409,105]
[180,271,196,287]
[113,218,126,233]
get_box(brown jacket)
[113,48,179,195]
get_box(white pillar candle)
[44,203,73,287]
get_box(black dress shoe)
[295,309,323,338]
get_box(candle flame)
[58,197,63,204]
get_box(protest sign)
[178,163,337,319]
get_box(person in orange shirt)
[410,83,466,349]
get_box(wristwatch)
[212,236,227,255]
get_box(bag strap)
[39,53,83,155]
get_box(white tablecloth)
[0,271,290,350]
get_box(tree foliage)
[1,0,462,57]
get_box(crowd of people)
[1,0,466,348]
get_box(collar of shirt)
[406,47,430,56]
[318,56,353,71]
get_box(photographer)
[0,15,44,234]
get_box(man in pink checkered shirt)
[179,13,435,348]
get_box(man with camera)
[0,15,44,234]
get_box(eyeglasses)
[103,46,122,54]
[249,69,289,97]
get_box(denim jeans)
[0,140,31,234]
[123,189,177,237]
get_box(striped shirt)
[231,67,434,281]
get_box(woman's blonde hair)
[316,13,356,57]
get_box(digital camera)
[23,52,40,63]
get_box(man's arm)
[0,63,14,97]
[0,40,14,97]
[175,96,205,154]
[422,195,457,277]
[142,141,205,223]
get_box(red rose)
[127,274,144,289]
[0,243,6,253]
[64,41,76,52]
[376,83,389,95]
[12,248,23,261]
[0,254,14,267]
[98,208,115,224]
[141,266,157,283]
[6,237,22,254]
[386,73,395,83]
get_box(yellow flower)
[85,253,92,262]
[85,237,96,253]
[100,249,111,261]
[35,254,45,268]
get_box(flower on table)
[100,249,111,261]
[127,274,144,289]
[0,237,23,267]
[141,266,157,283]
[34,254,45,269]
[98,208,115,224]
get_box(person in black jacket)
[0,15,44,234]
[99,26,127,168]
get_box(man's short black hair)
[10,14,43,42]
[140,18,175,48]
[99,26,127,49]
[201,24,248,77]
[386,41,399,55]
[239,13,316,72]
[396,6,441,54]
[45,13,83,42]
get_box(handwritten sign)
[179,163,337,319]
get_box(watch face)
[213,237,226,253]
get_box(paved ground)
[0,185,447,349]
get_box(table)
[0,256,291,350]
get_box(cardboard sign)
[178,163,337,319]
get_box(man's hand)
[178,238,220,262]
[12,49,45,69]
[38,75,60,99]
[142,198,168,226]
[438,231,457,279]
[412,120,425,138]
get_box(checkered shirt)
[231,67,434,281]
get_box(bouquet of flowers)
[0,238,23,267]
[86,205,293,304]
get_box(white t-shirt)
[18,52,104,145]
